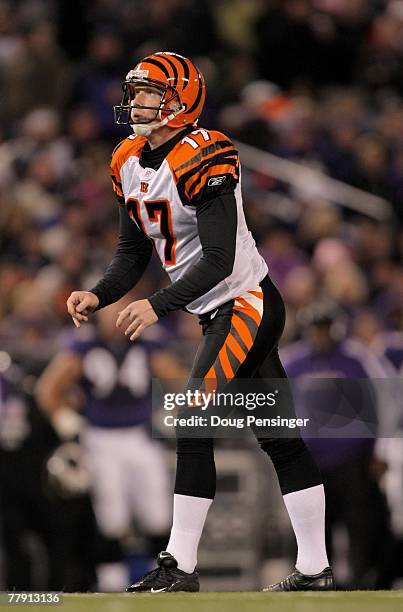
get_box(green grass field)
[3,591,402,612]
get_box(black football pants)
[174,275,322,499]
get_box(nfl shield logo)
[140,182,149,193]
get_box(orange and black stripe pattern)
[134,52,206,128]
[202,289,264,394]
[172,133,240,204]
[109,136,147,202]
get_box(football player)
[36,300,173,591]
[66,52,334,592]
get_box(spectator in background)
[377,331,403,375]
[281,300,395,589]
[259,224,308,294]
[70,28,126,139]
[1,20,71,127]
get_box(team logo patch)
[207,175,227,187]
[140,182,149,193]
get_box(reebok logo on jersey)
[207,175,227,187]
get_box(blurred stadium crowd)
[0,0,402,593]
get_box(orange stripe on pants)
[218,343,235,379]
[231,313,254,350]
[234,297,262,326]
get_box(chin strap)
[130,105,186,136]
[131,122,161,137]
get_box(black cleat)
[263,566,335,591]
[126,551,200,593]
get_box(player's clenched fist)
[66,291,99,328]
[116,299,158,341]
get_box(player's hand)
[116,299,158,341]
[66,291,99,328]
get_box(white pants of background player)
[82,425,171,590]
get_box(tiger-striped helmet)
[114,51,206,134]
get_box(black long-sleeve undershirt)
[89,203,152,309]
[89,193,237,317]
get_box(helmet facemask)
[114,77,185,136]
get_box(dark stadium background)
[0,0,402,593]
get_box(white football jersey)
[110,128,268,315]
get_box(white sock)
[283,484,329,575]
[166,494,213,573]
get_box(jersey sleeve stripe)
[188,163,239,198]
[186,156,239,194]
[175,140,236,174]
[178,152,238,195]
[111,173,123,198]
[176,151,238,189]
[184,154,237,187]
